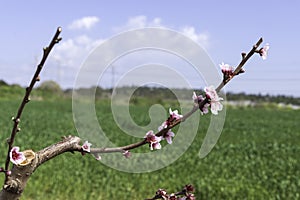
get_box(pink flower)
[259,43,270,60]
[158,121,168,130]
[93,153,101,160]
[169,108,183,120]
[122,150,131,158]
[210,100,223,115]
[204,85,223,115]
[156,188,167,197]
[158,122,175,144]
[165,130,175,144]
[192,92,209,114]
[81,141,92,152]
[192,91,199,103]
[151,142,161,150]
[184,184,195,192]
[159,108,183,129]
[169,193,177,200]
[186,193,196,200]
[219,62,234,75]
[10,146,26,165]
[156,189,168,199]
[201,103,210,114]
[205,85,220,100]
[144,130,162,150]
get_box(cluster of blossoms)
[145,108,182,150]
[151,185,195,200]
[192,42,269,116]
[145,86,225,150]
[193,85,223,115]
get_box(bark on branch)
[0,136,82,200]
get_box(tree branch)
[0,35,265,200]
[4,27,62,174]
[36,136,81,167]
[215,37,263,92]
[87,37,264,155]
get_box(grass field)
[0,99,299,199]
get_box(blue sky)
[0,1,299,96]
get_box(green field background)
[0,99,299,199]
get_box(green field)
[0,99,299,199]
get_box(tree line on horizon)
[1,79,299,105]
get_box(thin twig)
[88,38,264,154]
[4,27,62,173]
[215,37,263,92]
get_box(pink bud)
[81,141,92,153]
[122,150,131,158]
[6,170,12,176]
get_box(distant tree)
[0,80,8,86]
[37,80,62,94]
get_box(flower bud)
[6,170,12,176]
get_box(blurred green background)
[0,83,299,199]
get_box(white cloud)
[68,16,100,30]
[51,35,103,67]
[47,16,210,88]
[113,15,163,32]
[181,26,210,48]
[126,15,162,28]
[114,16,209,48]
[47,35,104,88]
